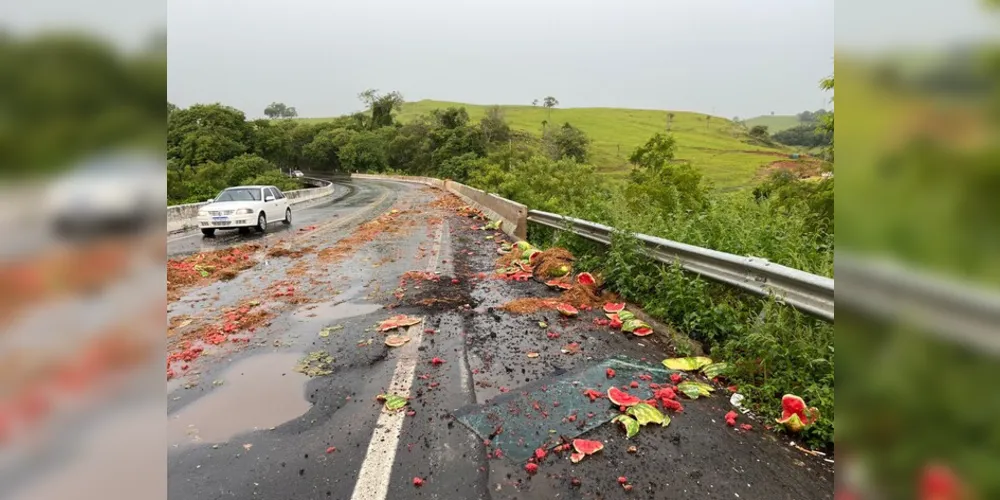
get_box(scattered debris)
[318,324,343,337]
[385,335,411,347]
[378,315,422,332]
[377,394,408,412]
[776,394,820,433]
[294,351,334,377]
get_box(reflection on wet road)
[168,352,311,446]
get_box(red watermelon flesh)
[546,279,573,290]
[572,439,604,455]
[556,303,579,317]
[603,302,626,313]
[607,387,641,407]
[632,326,653,336]
[529,251,542,265]
[576,272,596,286]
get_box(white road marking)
[349,218,446,500]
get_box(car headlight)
[234,208,253,215]
[198,210,209,216]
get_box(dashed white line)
[349,218,446,500]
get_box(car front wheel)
[256,212,267,233]
[283,207,292,225]
[201,228,216,237]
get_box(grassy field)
[744,114,802,133]
[305,100,798,190]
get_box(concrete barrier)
[349,174,527,241]
[166,178,336,234]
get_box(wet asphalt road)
[166,179,833,500]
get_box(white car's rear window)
[216,188,261,202]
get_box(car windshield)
[215,188,261,202]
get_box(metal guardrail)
[836,253,1000,355]
[527,210,835,321]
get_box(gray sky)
[167,0,834,119]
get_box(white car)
[197,185,291,236]
[45,151,165,236]
[292,170,304,178]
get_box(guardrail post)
[515,205,528,241]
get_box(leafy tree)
[667,112,675,130]
[628,133,677,174]
[431,107,469,129]
[481,106,511,143]
[544,122,590,162]
[532,99,539,106]
[168,102,178,115]
[387,119,433,173]
[250,119,294,169]
[264,102,298,119]
[819,76,834,160]
[625,133,707,215]
[340,131,388,172]
[303,128,356,171]
[542,96,559,122]
[167,103,252,166]
[0,32,165,176]
[771,124,832,148]
[358,89,404,129]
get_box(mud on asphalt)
[166,180,833,500]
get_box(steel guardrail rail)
[836,253,1000,354]
[527,209,835,321]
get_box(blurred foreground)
[0,26,165,500]
[835,1,1000,497]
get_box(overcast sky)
[165,0,835,119]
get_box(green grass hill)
[305,100,804,190]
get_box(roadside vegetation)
[167,85,835,449]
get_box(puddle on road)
[168,352,310,446]
[290,301,382,321]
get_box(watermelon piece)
[607,387,642,407]
[522,248,541,263]
[378,314,421,331]
[385,335,410,347]
[529,251,542,265]
[616,310,635,321]
[614,415,639,439]
[608,314,623,329]
[576,272,596,286]
[555,303,579,317]
[516,261,533,272]
[515,241,533,252]
[546,279,573,290]
[621,319,649,333]
[572,439,604,455]
[550,264,571,277]
[570,452,586,463]
[627,403,669,427]
[662,356,714,371]
[496,247,509,255]
[775,394,820,433]
[632,326,653,337]
[603,302,626,313]
[377,320,401,332]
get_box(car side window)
[264,188,276,199]
[273,187,285,199]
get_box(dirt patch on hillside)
[756,159,827,180]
